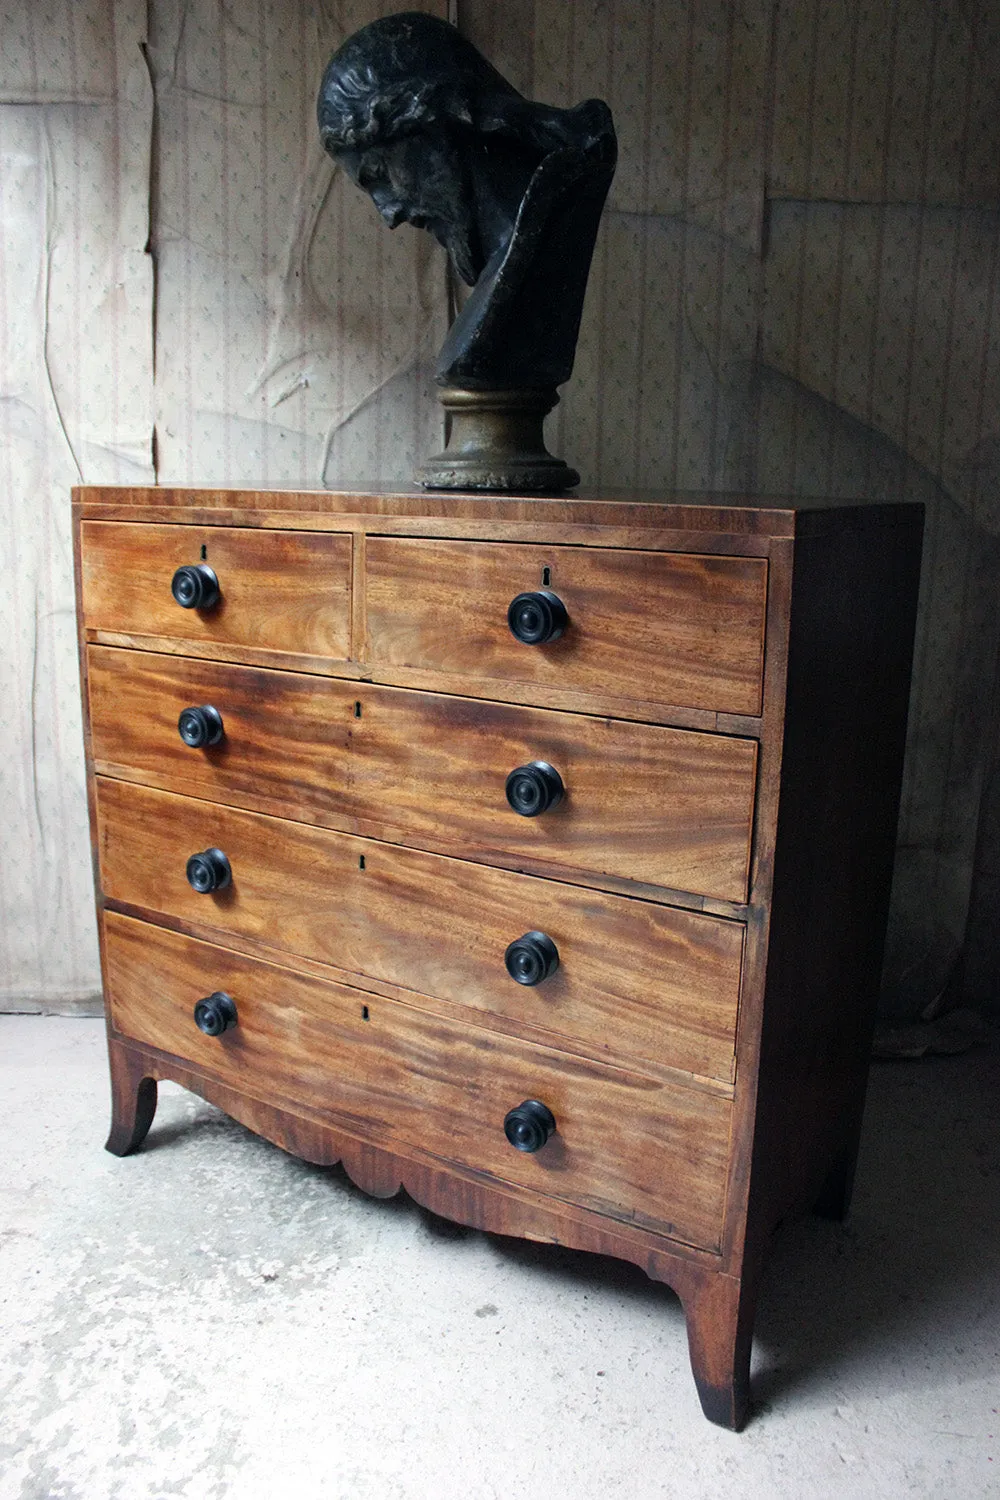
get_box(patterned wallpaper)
[1,0,998,1012]
[472,0,1000,1013]
[0,0,152,1008]
[148,0,448,487]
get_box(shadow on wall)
[321,360,443,483]
[724,365,1000,1020]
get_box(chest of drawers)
[73,486,923,1428]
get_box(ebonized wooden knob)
[505,761,564,816]
[171,562,219,610]
[193,991,238,1036]
[507,589,568,645]
[504,1100,556,1153]
[178,704,224,748]
[505,931,560,985]
[186,847,231,893]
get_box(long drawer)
[80,521,352,662]
[87,648,757,901]
[96,779,744,1084]
[364,537,767,715]
[103,912,732,1250]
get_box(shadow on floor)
[751,1035,1000,1405]
[145,1029,999,1410]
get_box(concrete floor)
[0,1019,997,1500]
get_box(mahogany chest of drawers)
[73,485,923,1428]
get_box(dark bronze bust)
[318,12,616,489]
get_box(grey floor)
[1,1018,997,1500]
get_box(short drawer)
[96,779,744,1084]
[80,521,352,663]
[88,647,758,902]
[104,912,732,1250]
[365,537,767,715]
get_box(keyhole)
[200,544,207,560]
[358,854,365,870]
[361,1005,370,1021]
[354,701,362,718]
[542,566,551,586]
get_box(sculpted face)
[316,12,617,484]
[334,125,483,287]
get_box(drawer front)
[96,779,744,1084]
[80,521,352,661]
[365,537,767,715]
[104,912,731,1250]
[88,647,757,901]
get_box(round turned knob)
[507,589,568,645]
[505,931,560,986]
[185,847,231,893]
[193,991,238,1036]
[505,761,564,817]
[171,562,220,610]
[504,1099,556,1153]
[178,704,224,748]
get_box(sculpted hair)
[317,12,511,154]
[318,68,470,153]
[317,13,617,168]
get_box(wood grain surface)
[74,488,928,1431]
[74,484,804,537]
[103,912,732,1250]
[76,485,920,540]
[748,516,925,1237]
[95,778,744,1084]
[80,521,352,660]
[103,1037,726,1274]
[365,537,767,715]
[87,647,758,901]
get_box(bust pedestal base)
[417,387,579,492]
